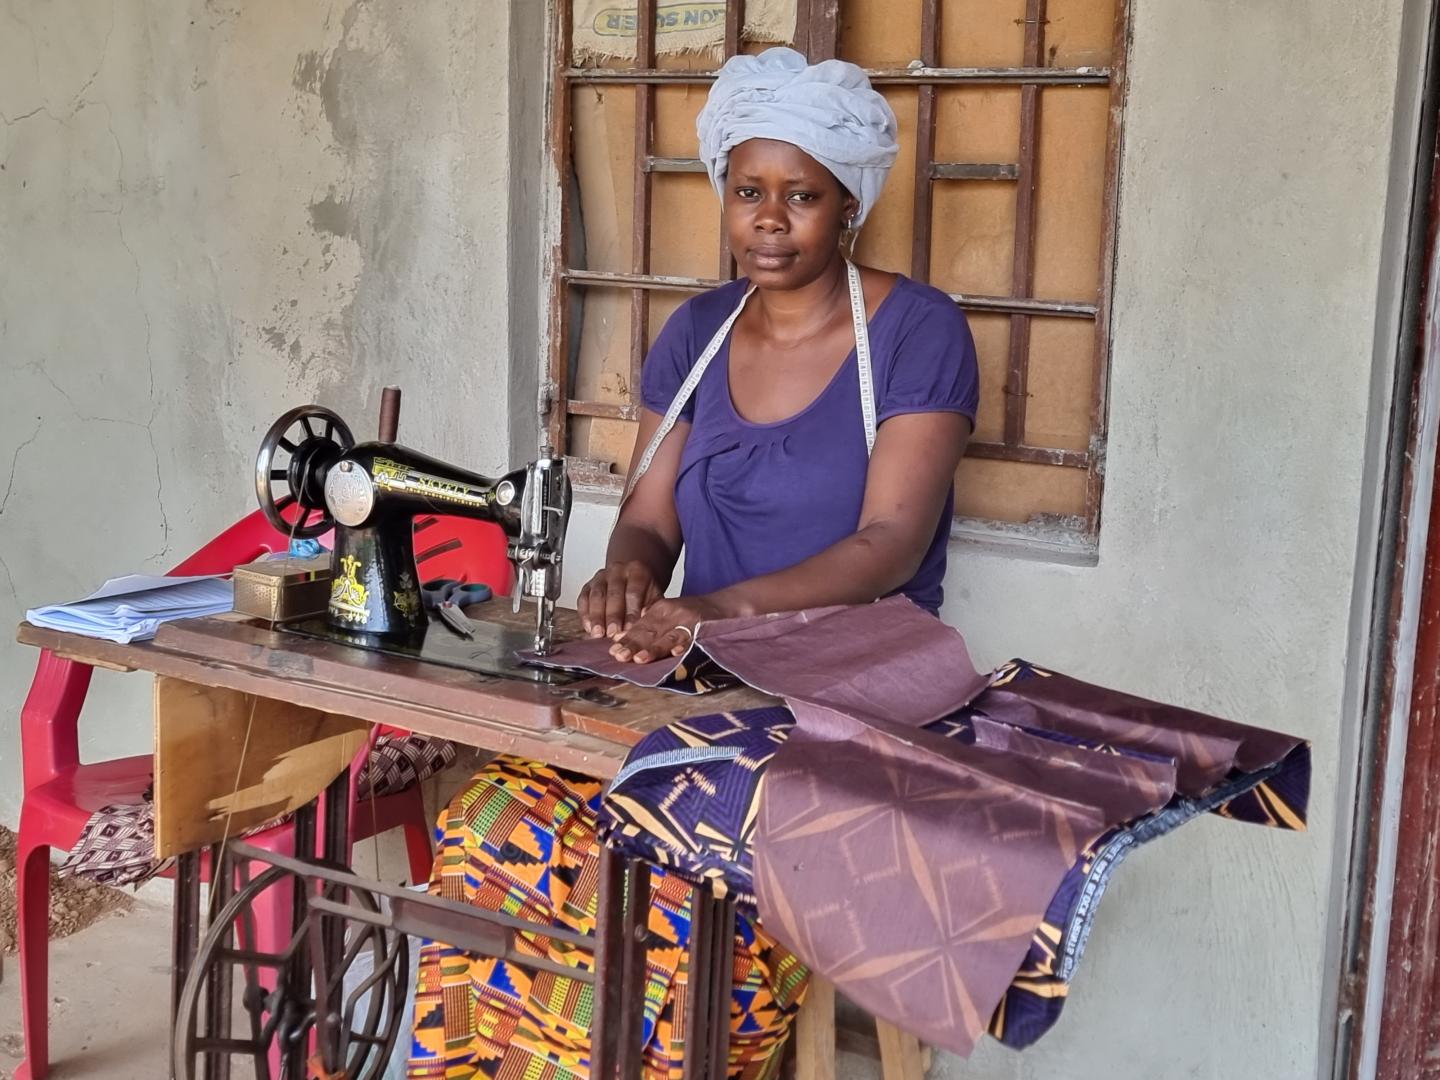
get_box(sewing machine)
[252,387,570,659]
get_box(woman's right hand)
[578,561,664,639]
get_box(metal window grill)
[544,0,1129,541]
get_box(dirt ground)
[0,824,134,957]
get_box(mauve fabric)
[640,275,979,614]
[753,713,1177,1055]
[973,670,1296,795]
[522,596,1306,1057]
[521,596,991,717]
[694,600,991,725]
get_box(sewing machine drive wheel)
[172,862,408,1080]
[255,405,355,540]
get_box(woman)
[408,47,977,1080]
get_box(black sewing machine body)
[317,441,529,638]
[254,398,570,663]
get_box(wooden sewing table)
[17,605,775,1080]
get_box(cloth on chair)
[357,732,457,800]
[57,798,172,888]
[59,732,457,888]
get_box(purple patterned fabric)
[598,665,1312,1052]
[544,600,1309,1056]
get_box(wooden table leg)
[794,978,836,1080]
[876,1020,927,1080]
[282,802,317,1077]
[680,886,735,1080]
[319,769,350,865]
[314,771,350,1072]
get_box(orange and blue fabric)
[405,759,807,1080]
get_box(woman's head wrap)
[697,47,898,228]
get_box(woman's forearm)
[709,520,923,618]
[605,519,682,590]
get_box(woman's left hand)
[609,594,731,663]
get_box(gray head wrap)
[696,47,898,228]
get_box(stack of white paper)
[25,574,234,644]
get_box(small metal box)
[232,556,332,622]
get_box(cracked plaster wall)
[0,0,542,825]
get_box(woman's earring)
[841,215,858,259]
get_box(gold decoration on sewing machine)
[329,554,371,624]
[393,570,421,625]
[371,456,494,512]
[372,457,407,486]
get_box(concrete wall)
[0,0,540,824]
[560,3,1409,1078]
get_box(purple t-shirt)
[640,274,979,613]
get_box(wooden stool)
[793,978,931,1080]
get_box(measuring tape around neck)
[620,260,877,509]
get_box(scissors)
[421,579,493,610]
[422,579,493,638]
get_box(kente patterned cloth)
[530,597,1309,1057]
[406,759,809,1080]
[598,679,1311,1051]
[60,733,456,888]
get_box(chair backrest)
[412,516,514,593]
[20,509,291,790]
[167,509,295,577]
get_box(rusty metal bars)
[1003,0,1047,448]
[799,0,841,60]
[566,65,1109,85]
[910,0,941,281]
[901,0,1105,477]
[565,267,1097,317]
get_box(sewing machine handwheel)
[171,863,406,1080]
[255,405,355,539]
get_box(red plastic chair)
[413,514,514,593]
[14,509,512,1080]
